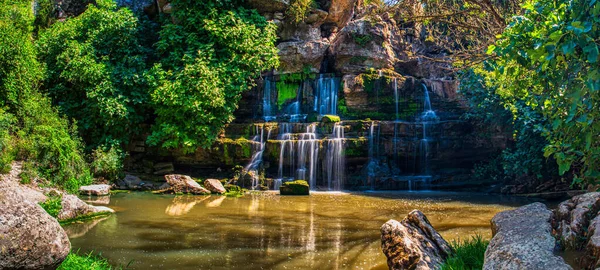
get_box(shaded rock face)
[55,0,95,18]
[552,192,600,269]
[79,184,111,196]
[381,210,451,270]
[164,174,211,195]
[0,187,70,269]
[204,179,226,194]
[115,174,143,190]
[484,202,572,270]
[277,40,330,73]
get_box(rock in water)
[0,187,70,269]
[58,194,113,221]
[279,180,310,195]
[484,202,572,270]
[204,179,226,194]
[164,174,210,195]
[79,184,111,196]
[381,210,451,270]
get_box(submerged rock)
[204,179,226,194]
[116,174,143,190]
[0,187,70,269]
[380,210,451,270]
[279,180,310,195]
[164,174,211,195]
[79,184,111,196]
[483,202,571,270]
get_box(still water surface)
[66,191,533,269]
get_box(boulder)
[0,187,70,269]
[277,40,330,74]
[164,174,211,195]
[204,179,226,194]
[58,194,100,221]
[583,215,600,269]
[553,192,600,249]
[79,184,111,196]
[323,0,357,28]
[279,180,310,195]
[380,210,451,270]
[483,203,572,270]
[116,174,143,190]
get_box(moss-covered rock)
[279,180,310,195]
[321,114,341,123]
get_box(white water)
[325,123,345,190]
[277,124,320,189]
[242,125,272,190]
[263,78,276,122]
[314,75,340,115]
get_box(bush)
[90,146,125,182]
[58,251,116,270]
[39,194,62,218]
[0,108,16,173]
[440,235,489,270]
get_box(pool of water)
[66,191,534,269]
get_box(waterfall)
[263,78,275,122]
[241,125,271,190]
[314,75,340,115]
[367,121,379,190]
[325,123,345,190]
[277,123,320,189]
[418,83,438,179]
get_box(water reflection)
[66,192,535,269]
[165,195,210,216]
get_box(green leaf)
[583,44,599,63]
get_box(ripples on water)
[66,191,534,269]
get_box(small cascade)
[314,75,340,115]
[367,121,380,190]
[263,78,276,122]
[277,124,320,188]
[417,83,438,184]
[325,123,345,190]
[283,90,306,122]
[241,125,272,190]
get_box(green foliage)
[286,0,317,24]
[37,0,151,148]
[352,33,373,47]
[58,251,116,270]
[39,194,62,218]
[148,0,279,151]
[441,235,489,270]
[34,0,56,32]
[487,0,600,186]
[90,146,124,182]
[0,0,91,192]
[0,108,16,173]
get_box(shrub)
[0,108,16,173]
[90,146,125,182]
[39,194,62,218]
[440,235,489,270]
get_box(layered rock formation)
[381,210,452,270]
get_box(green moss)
[109,190,130,194]
[276,81,299,109]
[59,211,112,225]
[440,235,488,270]
[321,115,340,123]
[279,180,309,195]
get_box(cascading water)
[314,75,340,115]
[325,123,345,190]
[277,123,320,189]
[367,121,380,190]
[263,78,276,122]
[416,83,438,187]
[241,125,272,190]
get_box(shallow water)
[67,191,534,269]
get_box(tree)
[487,0,600,186]
[148,0,279,151]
